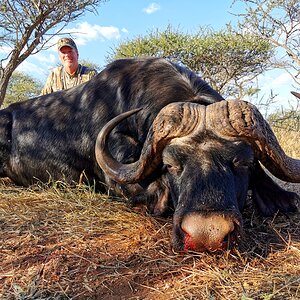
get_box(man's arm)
[40,72,54,95]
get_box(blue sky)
[22,0,242,75]
[4,0,300,111]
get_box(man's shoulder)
[49,66,63,77]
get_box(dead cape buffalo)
[1,57,299,252]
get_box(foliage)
[233,0,300,86]
[79,59,101,72]
[268,106,300,131]
[110,25,274,98]
[0,0,107,106]
[233,0,300,127]
[3,71,43,107]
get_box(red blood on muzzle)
[181,213,235,252]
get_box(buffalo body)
[1,57,299,252]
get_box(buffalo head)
[95,100,300,252]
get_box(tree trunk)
[0,71,13,107]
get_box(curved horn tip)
[291,91,300,99]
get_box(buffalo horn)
[96,100,300,184]
[291,91,300,99]
[95,102,206,184]
[205,100,300,182]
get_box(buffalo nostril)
[181,213,235,252]
[221,233,233,250]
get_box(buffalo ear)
[130,176,173,217]
[250,161,299,216]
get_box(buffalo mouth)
[172,212,242,252]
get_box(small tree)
[233,0,300,127]
[0,0,107,106]
[110,26,274,98]
[3,71,43,107]
[268,106,300,131]
[233,0,300,86]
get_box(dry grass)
[273,128,300,158]
[0,128,300,300]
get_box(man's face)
[59,46,79,71]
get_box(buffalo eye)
[165,163,182,176]
[232,156,252,172]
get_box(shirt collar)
[63,64,82,78]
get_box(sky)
[4,0,300,112]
